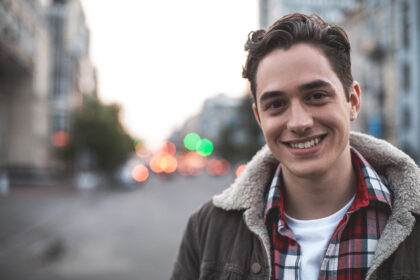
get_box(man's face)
[253,43,360,179]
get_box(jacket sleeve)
[170,212,201,280]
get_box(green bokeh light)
[196,139,214,156]
[184,133,201,151]
[134,139,142,149]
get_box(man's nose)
[286,101,314,133]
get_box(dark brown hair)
[242,13,353,102]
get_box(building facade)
[342,0,420,162]
[395,0,420,162]
[170,94,241,145]
[0,0,51,184]
[47,0,96,138]
[0,0,96,185]
[169,93,265,163]
[258,0,358,28]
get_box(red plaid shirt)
[264,148,393,280]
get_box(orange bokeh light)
[134,141,150,158]
[161,155,177,173]
[51,131,69,147]
[235,164,247,177]
[177,151,205,176]
[135,149,151,158]
[206,159,231,176]
[132,164,149,182]
[149,154,178,174]
[150,155,164,173]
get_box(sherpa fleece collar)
[212,131,420,279]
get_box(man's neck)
[282,149,357,220]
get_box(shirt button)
[251,262,262,274]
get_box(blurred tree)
[58,96,134,173]
[216,96,264,163]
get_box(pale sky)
[81,0,259,149]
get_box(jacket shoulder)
[376,214,420,279]
[190,199,245,236]
[171,201,257,280]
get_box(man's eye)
[266,100,285,110]
[309,92,327,100]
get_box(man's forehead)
[255,44,341,99]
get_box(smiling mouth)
[284,135,325,149]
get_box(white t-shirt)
[284,195,355,280]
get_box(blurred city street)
[1,0,419,279]
[0,174,233,280]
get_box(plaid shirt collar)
[264,146,393,231]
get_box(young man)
[171,13,420,280]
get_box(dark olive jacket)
[171,132,420,280]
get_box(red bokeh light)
[235,164,247,178]
[161,141,176,156]
[51,131,69,147]
[132,164,149,182]
[206,159,231,176]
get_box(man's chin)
[281,159,330,180]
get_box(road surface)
[0,173,235,280]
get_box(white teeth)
[289,137,321,149]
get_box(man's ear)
[252,102,262,127]
[349,81,361,121]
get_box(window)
[402,63,410,92]
[402,106,411,129]
[52,114,67,132]
[402,1,410,48]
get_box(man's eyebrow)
[259,80,334,103]
[298,79,333,92]
[259,91,286,103]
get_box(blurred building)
[169,93,265,163]
[258,0,420,163]
[342,0,420,162]
[395,0,420,162]
[0,0,51,184]
[342,2,399,142]
[47,0,96,140]
[169,94,241,148]
[200,94,242,141]
[0,0,96,185]
[258,0,358,27]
